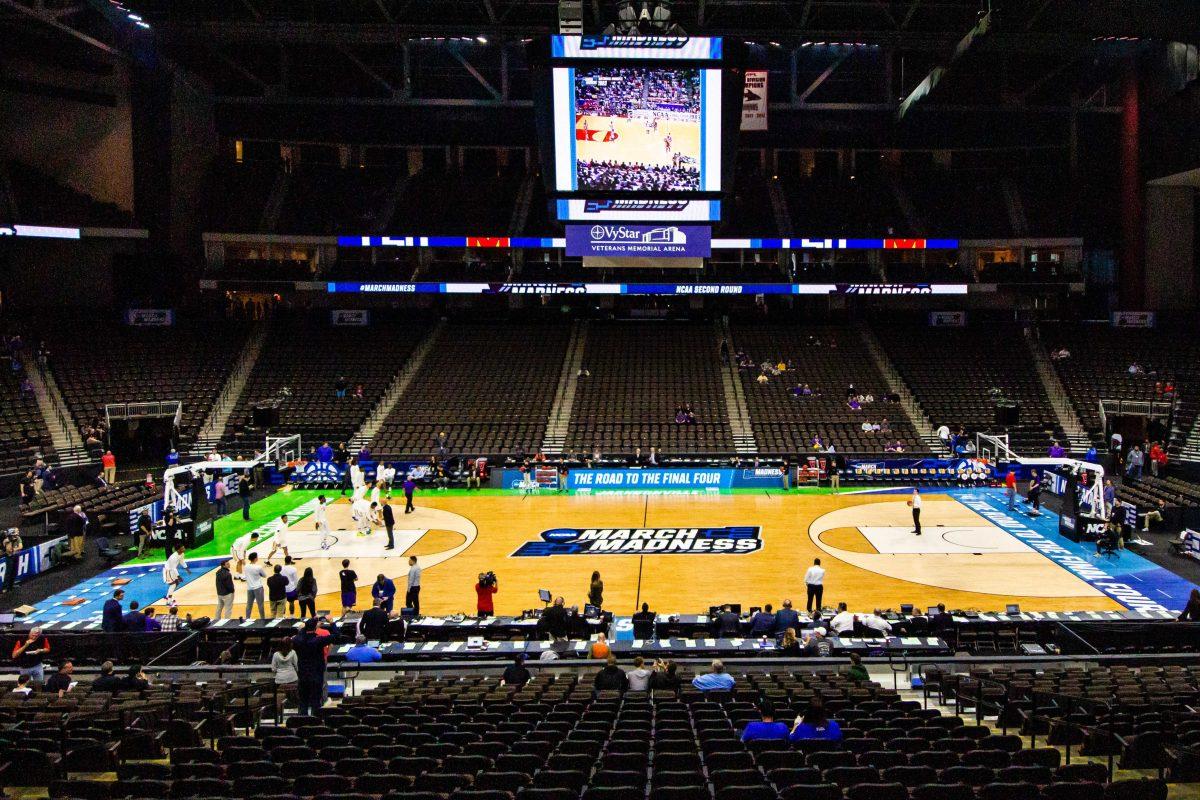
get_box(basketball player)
[313,495,331,550]
[378,463,396,498]
[582,118,590,138]
[908,488,922,535]
[231,531,260,579]
[162,544,190,599]
[369,479,382,507]
[349,459,365,499]
[265,514,291,564]
[664,132,672,153]
[351,496,375,537]
[608,118,617,139]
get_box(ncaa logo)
[543,528,580,543]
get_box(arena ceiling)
[3,0,1197,149]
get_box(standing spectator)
[1178,588,1200,621]
[135,511,152,558]
[292,618,328,716]
[297,567,318,618]
[267,565,289,618]
[316,441,334,463]
[402,474,416,513]
[214,561,235,620]
[804,558,825,613]
[11,626,50,684]
[1028,473,1043,516]
[339,559,358,614]
[64,504,87,561]
[270,640,298,719]
[1149,442,1168,477]
[334,375,348,399]
[588,571,604,609]
[238,471,253,520]
[166,448,179,466]
[371,573,397,613]
[244,553,267,618]
[282,556,299,615]
[1005,470,1017,510]
[212,478,228,517]
[1126,445,1145,479]
[101,450,116,484]
[381,496,395,550]
[102,589,125,632]
[405,556,421,614]
[475,573,498,618]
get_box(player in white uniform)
[162,544,190,598]
[265,513,291,564]
[378,464,396,498]
[349,461,365,492]
[369,480,382,507]
[313,494,331,549]
[230,531,260,579]
[351,497,375,537]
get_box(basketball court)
[22,484,1195,625]
[575,114,700,172]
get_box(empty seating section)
[4,666,1174,800]
[875,325,1061,453]
[277,164,400,235]
[1041,323,1200,452]
[0,358,54,473]
[205,160,280,232]
[45,317,250,447]
[372,323,571,457]
[20,481,157,532]
[5,160,134,228]
[222,315,425,449]
[731,324,919,454]
[567,322,734,454]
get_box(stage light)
[476,35,488,44]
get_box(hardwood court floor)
[575,114,701,174]
[164,490,1122,619]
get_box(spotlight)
[476,35,488,44]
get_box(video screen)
[552,65,722,193]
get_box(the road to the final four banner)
[23,484,1195,624]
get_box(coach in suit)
[102,589,125,632]
[381,497,396,550]
[773,599,801,636]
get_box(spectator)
[267,565,289,618]
[1149,442,1168,477]
[741,700,790,742]
[593,654,628,693]
[159,606,181,632]
[830,602,855,635]
[92,661,121,692]
[270,640,298,717]
[11,626,50,684]
[143,607,161,632]
[101,450,116,484]
[692,660,735,692]
[749,604,775,636]
[297,567,318,619]
[632,602,657,639]
[777,628,801,655]
[716,604,740,637]
[238,471,253,520]
[790,703,842,741]
[345,635,382,663]
[212,478,228,517]
[214,561,235,620]
[861,611,894,636]
[122,600,147,632]
[650,659,680,693]
[293,618,328,716]
[846,652,870,682]
[773,599,800,635]
[803,628,832,656]
[1179,588,1200,621]
[1126,445,1145,479]
[334,375,348,398]
[2,527,22,593]
[541,596,569,641]
[11,674,34,695]
[122,664,150,693]
[102,589,125,632]
[627,656,653,692]
[1142,499,1167,532]
[64,504,87,561]
[45,661,74,696]
[501,653,531,687]
[590,632,611,660]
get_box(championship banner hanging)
[741,70,768,131]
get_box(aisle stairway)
[192,320,271,454]
[718,317,758,455]
[856,321,945,454]
[351,320,446,452]
[541,320,588,456]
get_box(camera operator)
[475,572,498,618]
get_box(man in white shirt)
[162,544,190,598]
[909,488,922,535]
[626,656,653,692]
[313,495,331,549]
[351,497,374,537]
[861,612,894,636]
[378,464,396,498]
[829,602,855,635]
[281,556,299,616]
[349,460,365,493]
[230,531,260,580]
[803,558,825,613]
[265,514,291,564]
[244,553,267,618]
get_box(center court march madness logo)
[512,527,763,557]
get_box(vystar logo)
[512,526,763,557]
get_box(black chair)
[882,765,938,787]
[1103,778,1168,800]
[940,765,994,787]
[226,761,281,780]
[715,786,776,800]
[995,765,1053,785]
[847,783,908,800]
[115,779,172,798]
[808,751,857,771]
[779,785,843,800]
[767,767,823,788]
[963,749,1011,769]
[1011,747,1061,768]
[173,763,224,780]
[414,772,474,793]
[978,782,1040,800]
[860,751,907,769]
[50,779,113,800]
[354,773,414,794]
[825,766,880,789]
[1055,763,1108,784]
[1043,783,1104,800]
[172,777,233,798]
[910,750,958,770]
[912,783,975,800]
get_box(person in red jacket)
[475,573,498,618]
[1149,442,1168,477]
[101,451,116,485]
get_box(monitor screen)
[552,64,722,193]
[538,589,552,603]
[1006,604,1021,614]
[927,606,940,616]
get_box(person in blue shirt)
[691,660,735,692]
[741,700,790,741]
[790,702,842,741]
[166,449,179,466]
[316,442,334,463]
[121,600,147,632]
[749,604,775,636]
[773,599,800,636]
[345,635,382,663]
[1085,446,1098,464]
[371,574,397,613]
